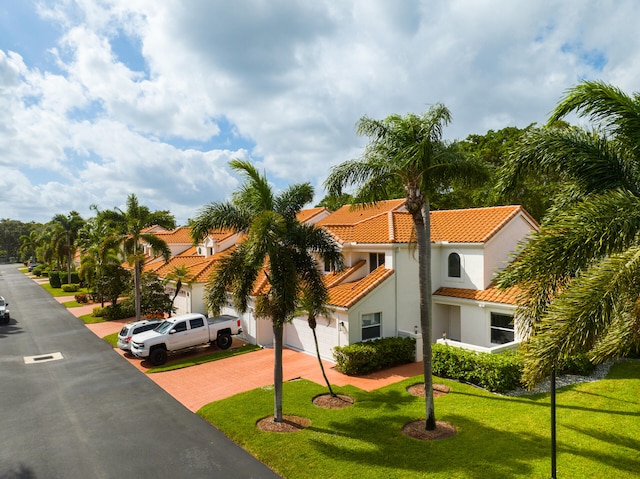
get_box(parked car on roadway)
[0,296,9,325]
[117,319,163,351]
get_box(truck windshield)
[155,321,173,334]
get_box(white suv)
[0,297,9,325]
[117,319,162,351]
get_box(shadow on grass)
[308,413,546,478]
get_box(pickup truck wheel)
[149,348,168,366]
[216,334,232,350]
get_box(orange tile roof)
[153,226,194,244]
[327,265,394,308]
[433,285,521,305]
[323,260,367,288]
[430,205,537,243]
[317,198,406,227]
[320,201,536,245]
[297,207,330,223]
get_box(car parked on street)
[117,319,163,351]
[0,296,9,325]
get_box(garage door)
[285,316,338,361]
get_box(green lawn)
[38,282,90,297]
[146,343,263,373]
[198,361,640,479]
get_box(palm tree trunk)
[414,201,436,430]
[134,261,142,321]
[312,326,335,396]
[273,322,284,422]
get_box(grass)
[79,312,107,324]
[146,343,262,373]
[198,361,640,479]
[38,282,90,297]
[103,332,119,348]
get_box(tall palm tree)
[19,230,41,264]
[191,159,342,423]
[496,81,640,386]
[325,105,487,430]
[50,211,85,284]
[100,194,175,321]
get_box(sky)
[1,0,639,225]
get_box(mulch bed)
[402,420,457,440]
[312,393,355,409]
[406,382,451,397]
[256,415,311,433]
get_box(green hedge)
[58,271,80,285]
[334,336,416,376]
[431,343,524,393]
[49,272,61,288]
[61,283,80,292]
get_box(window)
[173,321,187,333]
[189,317,205,329]
[490,313,514,344]
[369,252,385,272]
[362,312,381,340]
[448,252,461,278]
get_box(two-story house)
[141,199,537,362]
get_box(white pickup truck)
[130,313,242,366]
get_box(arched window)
[448,252,461,278]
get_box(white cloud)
[2,0,640,225]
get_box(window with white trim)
[448,252,461,278]
[369,253,385,273]
[490,313,514,344]
[362,312,381,340]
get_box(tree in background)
[325,105,488,431]
[50,211,85,284]
[496,81,640,386]
[0,219,34,263]
[191,159,342,423]
[100,194,175,321]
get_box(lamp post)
[550,366,557,479]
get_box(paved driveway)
[74,299,425,412]
[0,264,280,479]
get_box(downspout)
[394,246,398,336]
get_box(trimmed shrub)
[92,306,107,317]
[61,283,80,293]
[32,266,43,277]
[49,272,61,288]
[74,293,89,304]
[432,343,524,393]
[333,336,416,376]
[103,303,135,321]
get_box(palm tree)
[165,264,195,316]
[325,105,487,430]
[100,194,175,321]
[19,230,41,264]
[50,211,85,284]
[496,81,640,386]
[191,159,342,423]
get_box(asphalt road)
[0,264,280,479]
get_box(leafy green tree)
[191,159,342,423]
[96,264,131,306]
[496,81,640,386]
[100,194,175,321]
[0,219,33,262]
[19,228,42,263]
[136,271,172,318]
[325,105,487,431]
[50,211,85,284]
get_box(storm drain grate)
[24,352,64,364]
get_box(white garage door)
[285,316,338,361]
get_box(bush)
[32,266,43,277]
[74,293,89,304]
[558,354,596,376]
[61,283,80,293]
[103,303,135,321]
[431,343,524,393]
[92,306,106,317]
[49,272,61,288]
[333,336,415,376]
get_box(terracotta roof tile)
[327,265,394,308]
[153,226,194,244]
[317,199,406,226]
[324,260,367,288]
[297,207,330,224]
[433,285,521,305]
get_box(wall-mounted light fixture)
[414,325,419,334]
[339,321,346,333]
